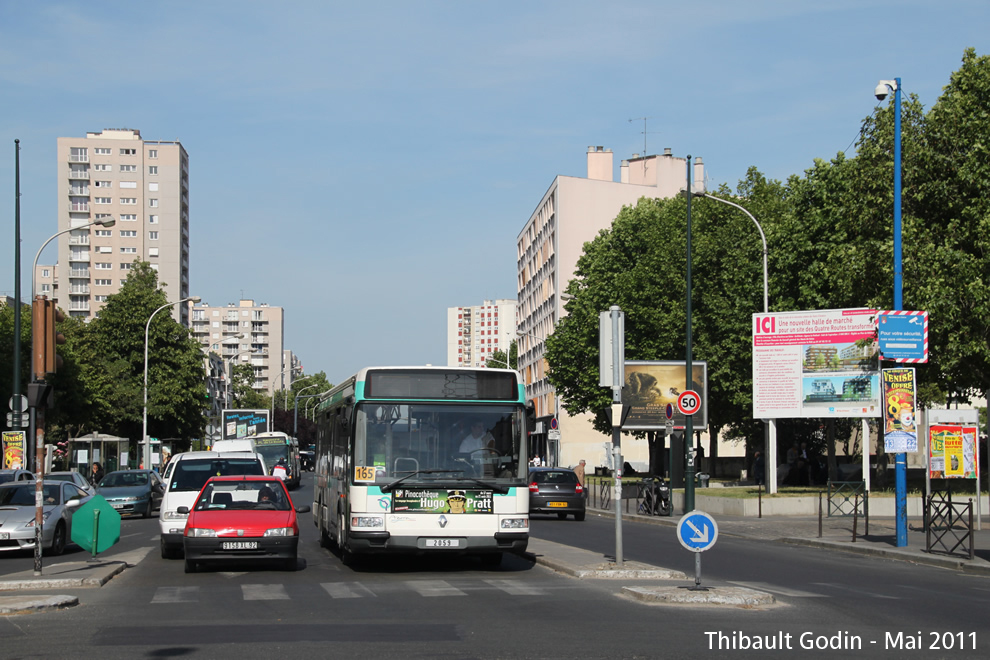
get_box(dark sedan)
[528,467,585,521]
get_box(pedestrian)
[573,459,586,486]
[90,461,104,486]
[753,451,765,486]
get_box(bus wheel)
[337,514,353,566]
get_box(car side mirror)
[177,506,189,514]
[295,505,311,514]
[66,498,83,509]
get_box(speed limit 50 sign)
[677,390,702,416]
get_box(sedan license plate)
[424,538,460,548]
[547,502,568,508]
[221,541,258,550]
[110,503,124,509]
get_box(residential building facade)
[52,128,191,324]
[190,299,287,398]
[446,299,518,368]
[517,146,706,470]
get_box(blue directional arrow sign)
[676,510,718,553]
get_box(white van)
[210,439,257,453]
[158,450,267,558]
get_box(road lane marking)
[322,582,377,599]
[152,586,198,603]
[242,584,289,600]
[810,582,899,599]
[728,581,826,597]
[407,580,466,597]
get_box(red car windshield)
[194,480,290,512]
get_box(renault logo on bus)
[438,515,448,528]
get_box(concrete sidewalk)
[0,559,125,614]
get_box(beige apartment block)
[446,299,518,368]
[51,128,190,324]
[191,299,288,399]
[517,146,710,471]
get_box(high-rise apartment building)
[517,146,704,468]
[190,299,288,398]
[51,129,190,324]
[446,299,518,368]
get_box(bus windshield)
[354,403,525,484]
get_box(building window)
[93,164,111,171]
[94,180,112,188]
[120,165,136,173]
[94,197,112,204]
[95,230,112,237]
[95,279,112,286]
[149,247,159,257]
[95,213,112,220]
[148,149,158,158]
[148,182,159,192]
[95,295,109,302]
[148,215,158,224]
[121,247,137,254]
[120,181,137,189]
[149,231,159,240]
[42,269,50,278]
[150,264,158,272]
[98,246,112,254]
[94,148,111,155]
[120,198,136,205]
[149,166,158,175]
[120,230,137,237]
[119,214,137,221]
[96,263,112,270]
[41,284,51,293]
[149,199,158,207]
[120,263,133,270]
[120,148,136,155]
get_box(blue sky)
[2,1,988,382]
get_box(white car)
[0,480,91,555]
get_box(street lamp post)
[271,367,300,428]
[285,374,316,411]
[293,383,322,437]
[876,77,908,547]
[143,296,200,469]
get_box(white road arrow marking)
[686,519,709,544]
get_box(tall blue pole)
[892,78,907,547]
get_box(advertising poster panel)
[882,367,918,452]
[752,308,880,419]
[2,431,25,469]
[220,409,270,440]
[929,425,979,479]
[622,361,707,430]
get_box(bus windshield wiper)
[379,469,461,493]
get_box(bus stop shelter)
[69,432,131,475]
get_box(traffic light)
[32,296,65,379]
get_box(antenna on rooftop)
[628,116,660,156]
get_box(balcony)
[68,253,90,263]
[68,236,91,246]
[69,269,90,278]
[68,301,91,312]
[68,155,89,163]
[69,284,90,294]
[70,203,90,212]
[69,187,90,196]
[67,169,90,180]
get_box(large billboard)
[220,409,270,440]
[753,308,880,419]
[622,361,707,431]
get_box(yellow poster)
[944,433,964,476]
[2,431,25,469]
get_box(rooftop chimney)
[587,146,613,182]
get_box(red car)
[179,475,310,573]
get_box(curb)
[622,585,777,607]
[0,595,79,615]
[780,537,990,575]
[0,562,126,592]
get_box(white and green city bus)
[313,366,530,566]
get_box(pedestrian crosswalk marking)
[242,584,289,600]
[152,586,198,603]
[483,579,546,596]
[728,581,826,598]
[408,580,467,597]
[322,582,377,599]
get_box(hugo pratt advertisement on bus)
[391,488,494,514]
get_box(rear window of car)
[532,471,578,485]
[168,458,265,492]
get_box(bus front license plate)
[547,502,568,508]
[425,539,460,548]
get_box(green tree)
[272,372,333,434]
[487,340,518,370]
[230,362,269,410]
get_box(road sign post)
[676,510,718,591]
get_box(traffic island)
[0,594,79,615]
[622,585,777,608]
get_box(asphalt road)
[0,475,986,659]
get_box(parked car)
[0,469,35,485]
[0,480,91,555]
[528,467,586,521]
[47,470,96,497]
[97,469,164,518]
[179,475,310,573]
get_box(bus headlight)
[500,517,529,529]
[351,515,384,528]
